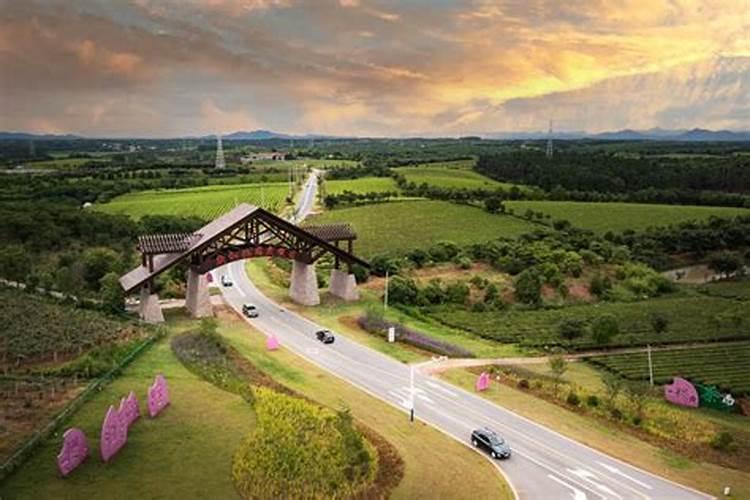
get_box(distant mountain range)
[1,128,748,142]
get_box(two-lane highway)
[217,171,712,499]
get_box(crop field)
[309,200,539,257]
[504,201,749,233]
[699,278,750,300]
[97,182,290,220]
[250,158,357,171]
[324,176,400,195]
[430,295,750,350]
[395,161,519,190]
[587,342,750,395]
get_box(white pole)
[384,270,389,311]
[647,344,654,386]
[409,364,415,422]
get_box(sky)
[0,0,748,137]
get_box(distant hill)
[0,132,81,140]
[221,129,341,140]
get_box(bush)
[591,314,619,345]
[387,276,420,306]
[232,388,375,498]
[514,269,542,305]
[609,408,623,420]
[586,395,599,407]
[566,392,581,406]
[517,379,530,389]
[710,431,736,452]
[558,318,587,341]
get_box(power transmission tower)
[545,120,554,159]
[215,134,226,169]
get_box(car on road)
[471,428,511,459]
[221,275,233,287]
[242,304,259,318]
[315,329,335,344]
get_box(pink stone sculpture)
[100,405,128,462]
[664,376,699,407]
[119,391,140,428]
[475,372,490,392]
[57,428,89,476]
[266,335,280,351]
[147,374,170,417]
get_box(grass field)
[587,342,750,395]
[430,295,750,350]
[0,313,254,499]
[699,277,750,300]
[97,182,290,220]
[324,176,400,195]
[395,161,519,190]
[504,201,749,233]
[309,200,540,257]
[217,310,512,499]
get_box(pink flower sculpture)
[664,377,699,408]
[266,335,280,351]
[57,428,89,477]
[475,372,490,392]
[147,374,170,418]
[100,406,128,462]
[119,391,140,428]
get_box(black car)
[221,275,233,287]
[471,428,511,459]
[242,304,259,318]
[315,329,335,344]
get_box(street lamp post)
[647,344,654,386]
[384,270,389,311]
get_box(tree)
[548,350,568,395]
[82,247,120,290]
[484,196,504,214]
[0,244,32,283]
[708,251,743,278]
[388,276,420,305]
[514,269,542,305]
[199,317,218,337]
[602,372,624,408]
[100,272,125,314]
[649,312,669,336]
[558,318,586,341]
[591,314,619,345]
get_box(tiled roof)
[301,223,357,241]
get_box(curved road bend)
[217,173,711,500]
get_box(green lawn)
[0,314,255,499]
[505,201,749,233]
[96,182,290,220]
[309,200,540,257]
[395,161,519,190]
[324,176,400,195]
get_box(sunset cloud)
[0,0,747,136]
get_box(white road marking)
[598,462,653,491]
[568,468,622,499]
[305,347,319,355]
[548,474,588,500]
[424,379,457,397]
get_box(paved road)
[217,173,712,500]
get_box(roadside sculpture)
[57,428,89,476]
[266,335,280,351]
[148,374,170,417]
[664,377,699,407]
[475,372,490,392]
[119,391,140,428]
[100,405,128,462]
[695,383,736,412]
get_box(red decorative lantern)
[288,250,298,260]
[216,255,226,266]
[242,248,252,258]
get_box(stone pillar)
[139,286,164,323]
[329,268,359,301]
[186,268,213,318]
[289,260,320,306]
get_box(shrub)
[357,314,474,358]
[514,269,542,305]
[632,416,642,427]
[591,314,619,345]
[586,395,599,407]
[387,276,420,305]
[566,392,581,406]
[650,312,669,335]
[710,431,736,452]
[559,318,587,341]
[609,408,623,420]
[517,379,530,389]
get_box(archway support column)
[329,268,359,301]
[289,260,320,306]
[139,285,164,323]
[186,268,213,318]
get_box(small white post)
[647,344,654,386]
[384,270,389,311]
[387,326,395,343]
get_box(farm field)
[587,342,750,396]
[27,157,111,169]
[249,158,357,171]
[698,277,750,300]
[96,182,290,220]
[309,199,540,257]
[395,161,520,190]
[504,200,749,233]
[324,176,400,195]
[430,295,750,350]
